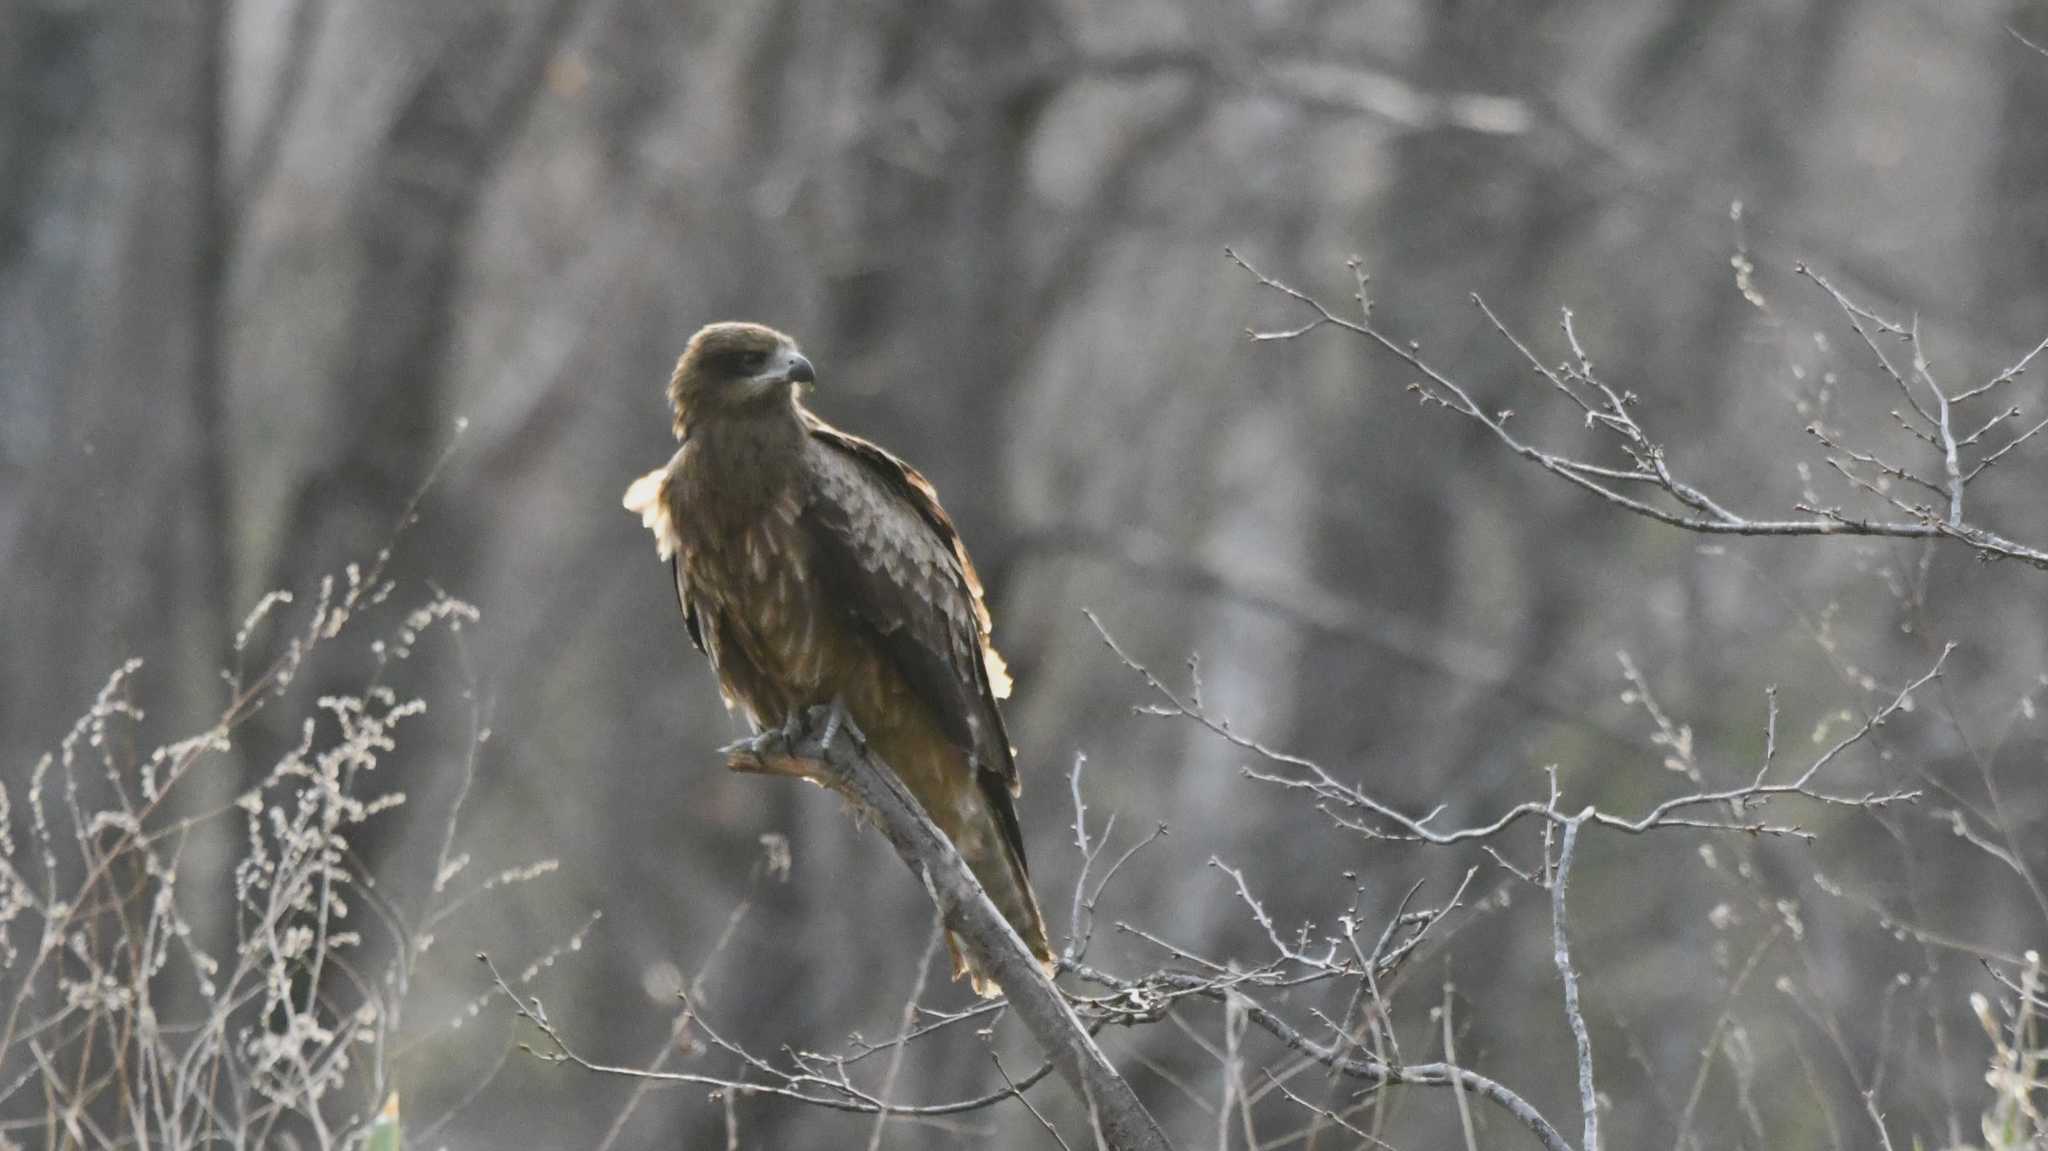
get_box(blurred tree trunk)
[0,0,228,795]
[1982,8,2048,337]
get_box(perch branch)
[728,705,1176,1151]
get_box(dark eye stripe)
[709,347,755,370]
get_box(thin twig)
[866,918,949,1151]
[1551,817,1599,1151]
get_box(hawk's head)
[667,321,816,437]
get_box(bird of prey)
[623,321,1053,993]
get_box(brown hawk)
[623,321,1053,993]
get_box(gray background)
[4,1,2046,1147]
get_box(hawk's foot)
[723,704,865,779]
[718,726,785,762]
[720,721,809,779]
[814,697,866,752]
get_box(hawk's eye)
[739,349,770,374]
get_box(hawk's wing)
[670,556,704,653]
[624,455,703,653]
[799,414,1019,797]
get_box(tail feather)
[952,830,1055,998]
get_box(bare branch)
[1227,250,2048,570]
[1070,962,1574,1151]
[867,920,949,1151]
[1551,817,1599,1151]
[1669,924,1784,1151]
[1797,266,1931,423]
[725,706,1175,1151]
[477,951,1057,1119]
[1963,414,2048,483]
[1090,610,1935,851]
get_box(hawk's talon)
[820,698,847,750]
[813,698,866,753]
[719,724,788,760]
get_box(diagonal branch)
[729,706,1176,1151]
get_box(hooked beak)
[784,352,816,387]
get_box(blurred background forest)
[5,0,2048,1147]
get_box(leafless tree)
[10,2,2048,1148]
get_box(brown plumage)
[624,321,1053,993]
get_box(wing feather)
[800,415,1020,796]
[625,456,705,653]
[671,556,704,653]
